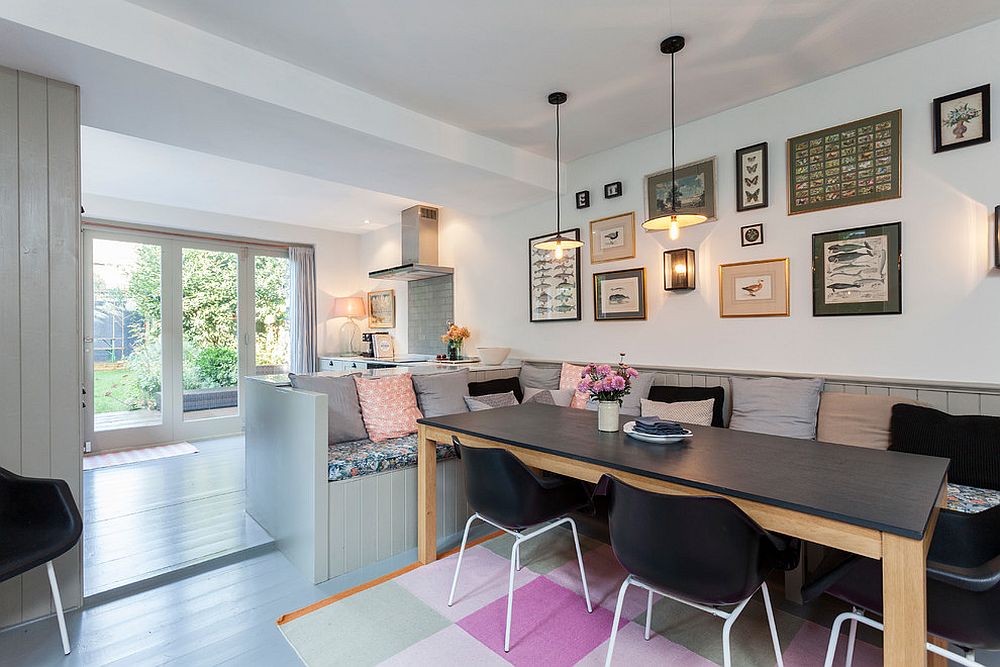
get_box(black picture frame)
[528,228,582,323]
[575,190,590,209]
[735,142,768,211]
[741,223,764,247]
[812,222,901,317]
[934,84,990,153]
[593,267,647,321]
[994,205,999,269]
[604,181,622,199]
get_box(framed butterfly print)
[735,142,768,211]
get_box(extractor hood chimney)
[368,205,454,281]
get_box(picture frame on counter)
[719,258,789,318]
[589,212,636,264]
[735,142,768,211]
[593,267,647,321]
[933,84,990,153]
[367,289,396,328]
[645,157,717,224]
[740,223,764,247]
[371,332,395,359]
[811,222,902,317]
[529,228,582,322]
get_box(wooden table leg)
[417,425,437,564]
[926,637,948,667]
[882,532,928,666]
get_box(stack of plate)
[623,419,693,444]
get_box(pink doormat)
[277,530,882,666]
[83,442,199,470]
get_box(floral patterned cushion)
[354,373,423,442]
[328,433,456,482]
[947,482,1000,514]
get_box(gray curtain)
[289,246,317,374]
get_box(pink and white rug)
[83,442,199,470]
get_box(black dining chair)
[812,505,1000,667]
[0,466,83,655]
[448,437,593,653]
[598,475,800,667]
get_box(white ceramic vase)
[597,400,620,433]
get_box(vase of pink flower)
[577,354,640,433]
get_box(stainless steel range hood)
[368,205,453,281]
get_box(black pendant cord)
[670,49,677,213]
[555,101,562,235]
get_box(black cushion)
[890,404,1000,490]
[646,385,727,428]
[468,376,523,403]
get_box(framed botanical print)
[645,157,717,223]
[367,289,395,328]
[589,212,636,264]
[594,268,646,321]
[529,229,581,322]
[735,142,768,211]
[995,205,1000,269]
[719,258,789,318]
[934,84,990,153]
[812,222,901,317]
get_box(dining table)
[416,403,950,666]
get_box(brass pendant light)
[642,35,707,240]
[534,92,583,259]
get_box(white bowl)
[477,346,511,366]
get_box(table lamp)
[331,296,366,354]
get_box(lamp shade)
[331,296,366,319]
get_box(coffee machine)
[360,332,375,357]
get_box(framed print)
[371,332,395,359]
[934,84,990,153]
[589,212,636,264]
[604,181,622,199]
[735,142,768,211]
[719,258,789,318]
[995,205,999,269]
[575,190,591,209]
[811,222,901,317]
[529,228,581,322]
[594,267,646,320]
[741,223,764,247]
[645,157,717,223]
[787,109,901,215]
[367,289,395,328]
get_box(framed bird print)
[719,258,789,318]
[811,222,901,317]
[735,142,768,211]
[589,212,635,264]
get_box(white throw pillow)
[640,398,715,426]
[522,386,575,407]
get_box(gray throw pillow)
[728,376,825,439]
[585,370,656,416]
[518,362,561,392]
[523,386,575,407]
[464,391,519,412]
[411,369,470,418]
[289,373,368,444]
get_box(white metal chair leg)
[844,608,861,667]
[567,517,592,613]
[515,539,522,571]
[760,582,784,667]
[720,594,753,667]
[504,539,520,653]
[644,589,653,640]
[447,514,478,607]
[46,561,70,655]
[604,576,632,667]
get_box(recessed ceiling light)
[363,219,371,225]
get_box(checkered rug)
[277,529,882,666]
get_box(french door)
[83,227,289,452]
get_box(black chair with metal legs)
[448,437,593,653]
[809,505,1000,667]
[598,475,800,667]
[0,466,83,655]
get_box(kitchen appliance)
[367,205,453,281]
[360,332,375,357]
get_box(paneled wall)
[0,67,82,628]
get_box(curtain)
[289,246,317,374]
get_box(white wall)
[361,224,408,354]
[439,20,1000,384]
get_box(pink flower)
[627,368,639,378]
[612,375,626,390]
[596,364,612,376]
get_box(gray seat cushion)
[411,369,470,418]
[518,362,561,392]
[728,376,824,439]
[289,373,369,444]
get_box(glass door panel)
[254,254,290,376]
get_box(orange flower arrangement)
[441,323,471,344]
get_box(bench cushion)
[412,368,470,418]
[289,372,368,444]
[328,434,456,482]
[729,376,824,439]
[817,392,922,450]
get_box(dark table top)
[418,403,949,540]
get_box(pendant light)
[534,92,583,259]
[642,35,707,240]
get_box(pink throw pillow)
[354,373,423,442]
[560,362,589,409]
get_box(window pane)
[255,254,290,375]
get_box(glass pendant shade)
[534,233,583,258]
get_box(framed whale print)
[589,212,636,264]
[735,142,768,211]
[811,222,901,317]
[528,228,582,322]
[593,267,646,321]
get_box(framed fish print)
[719,258,789,318]
[787,110,902,215]
[367,289,395,328]
[589,212,636,264]
[645,157,717,223]
[594,267,646,321]
[934,84,990,153]
[528,229,582,322]
[812,222,901,317]
[735,142,768,211]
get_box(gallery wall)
[437,19,1000,384]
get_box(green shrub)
[195,347,238,388]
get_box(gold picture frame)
[589,212,636,264]
[367,289,395,329]
[719,258,789,318]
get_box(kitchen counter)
[318,355,521,373]
[250,357,521,387]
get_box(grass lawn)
[94,366,137,413]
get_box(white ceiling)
[128,0,1000,160]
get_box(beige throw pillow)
[816,392,923,450]
[640,398,715,427]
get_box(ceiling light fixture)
[363,219,371,225]
[534,92,584,259]
[642,35,707,240]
